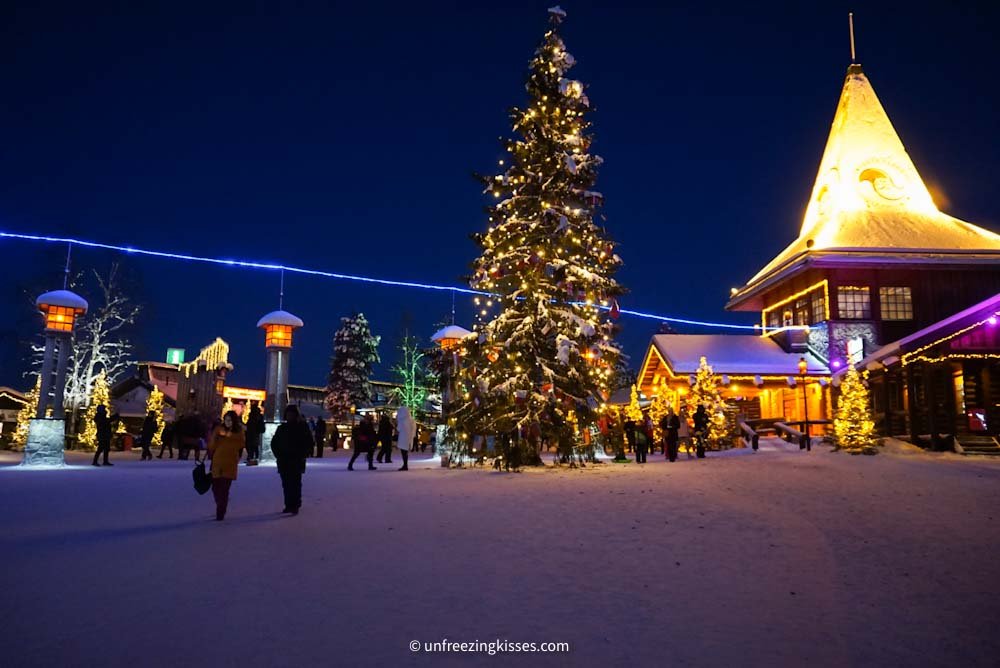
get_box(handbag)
[193,460,213,495]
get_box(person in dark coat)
[348,414,378,471]
[693,405,709,459]
[661,407,681,462]
[313,418,327,458]
[244,403,265,465]
[634,416,649,463]
[623,418,637,454]
[92,405,113,466]
[158,421,175,459]
[375,413,393,464]
[139,410,158,461]
[270,404,313,515]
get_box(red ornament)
[610,299,621,319]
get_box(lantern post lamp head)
[431,324,473,351]
[36,289,88,334]
[257,310,304,349]
[798,357,808,376]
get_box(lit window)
[810,289,826,324]
[879,287,912,321]
[837,286,870,320]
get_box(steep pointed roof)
[729,64,1000,311]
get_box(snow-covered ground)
[2,441,999,667]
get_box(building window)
[810,289,826,324]
[837,286,871,319]
[879,286,912,321]
[794,297,810,326]
[767,311,781,329]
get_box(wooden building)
[639,60,1000,437]
[847,294,1000,452]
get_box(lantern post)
[25,289,88,466]
[430,324,472,467]
[256,310,303,463]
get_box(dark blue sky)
[2,1,998,389]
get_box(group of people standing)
[622,404,710,463]
[347,407,417,471]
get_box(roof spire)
[848,12,857,63]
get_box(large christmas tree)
[324,313,380,419]
[833,363,878,454]
[453,6,624,447]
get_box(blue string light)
[0,230,758,331]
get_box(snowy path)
[2,445,999,667]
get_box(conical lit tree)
[78,370,111,450]
[834,363,878,454]
[12,375,41,451]
[144,385,166,448]
[453,6,624,450]
[325,313,380,420]
[647,380,671,442]
[625,385,643,423]
[688,356,729,448]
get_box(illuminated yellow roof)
[732,64,1000,306]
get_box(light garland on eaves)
[760,279,830,332]
[0,229,762,331]
[900,313,1000,366]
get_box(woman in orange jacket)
[207,410,246,521]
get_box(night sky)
[2,1,998,389]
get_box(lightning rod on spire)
[849,12,857,63]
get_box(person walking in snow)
[634,415,649,463]
[678,406,693,458]
[207,410,245,521]
[270,404,313,515]
[375,413,393,464]
[348,414,378,471]
[662,407,681,462]
[313,417,327,457]
[139,409,158,461]
[92,405,113,467]
[244,403,264,465]
[395,406,417,471]
[157,421,175,459]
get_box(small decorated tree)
[325,313,381,420]
[647,380,671,443]
[834,363,878,454]
[144,385,166,448]
[688,356,729,448]
[12,375,41,450]
[78,370,111,450]
[391,334,438,416]
[625,385,644,423]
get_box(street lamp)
[25,289,88,466]
[798,356,811,451]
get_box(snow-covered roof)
[35,289,88,311]
[431,325,473,342]
[650,334,828,376]
[256,310,304,328]
[730,64,1000,310]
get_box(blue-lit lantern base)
[259,422,278,464]
[23,418,66,467]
